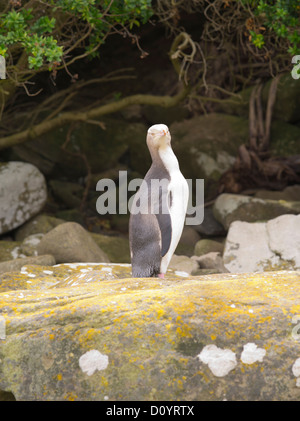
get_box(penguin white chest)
[158,148,189,274]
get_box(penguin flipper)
[155,212,172,257]
[155,186,172,257]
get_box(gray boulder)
[194,207,226,237]
[15,214,65,241]
[0,162,47,235]
[37,222,110,263]
[223,214,300,273]
[195,252,229,273]
[213,193,300,230]
[194,239,224,257]
[0,254,55,275]
[169,254,199,275]
[254,185,300,201]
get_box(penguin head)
[147,124,171,150]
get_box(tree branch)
[0,86,190,150]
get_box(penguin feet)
[158,273,165,279]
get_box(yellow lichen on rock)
[0,264,300,400]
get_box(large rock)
[254,185,300,201]
[13,119,146,178]
[0,162,47,235]
[169,254,199,275]
[213,193,300,230]
[91,233,130,263]
[194,239,224,256]
[195,252,229,273]
[223,214,300,273]
[165,114,300,199]
[0,241,24,262]
[170,114,248,182]
[194,207,226,237]
[0,254,55,275]
[37,222,110,263]
[14,214,65,241]
[0,264,300,400]
[217,73,300,124]
[175,226,201,257]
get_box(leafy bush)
[0,0,153,70]
[247,0,300,55]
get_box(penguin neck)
[153,145,179,175]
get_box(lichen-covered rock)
[194,239,224,257]
[0,162,47,235]
[0,263,300,401]
[213,193,300,230]
[194,207,226,237]
[223,214,300,273]
[20,234,44,257]
[169,254,199,275]
[14,214,65,241]
[37,222,110,264]
[13,119,145,178]
[0,254,55,275]
[170,114,247,185]
[175,226,201,257]
[91,233,130,263]
[0,241,24,262]
[254,185,300,202]
[195,252,229,273]
[217,73,300,124]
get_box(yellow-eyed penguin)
[129,124,189,278]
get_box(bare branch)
[0,86,190,151]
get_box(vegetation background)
[0,0,299,229]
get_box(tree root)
[219,75,300,193]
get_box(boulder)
[194,239,224,257]
[0,263,300,400]
[170,113,248,183]
[223,214,300,273]
[20,233,44,257]
[0,254,56,275]
[193,207,226,237]
[0,240,24,262]
[175,226,201,257]
[37,222,110,264]
[91,233,130,263]
[159,113,300,199]
[217,73,300,124]
[0,162,47,235]
[195,252,229,273]
[13,119,146,179]
[49,180,83,209]
[169,254,199,275]
[213,193,300,230]
[14,214,65,241]
[254,185,300,201]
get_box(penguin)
[129,123,189,278]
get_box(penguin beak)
[148,129,168,138]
